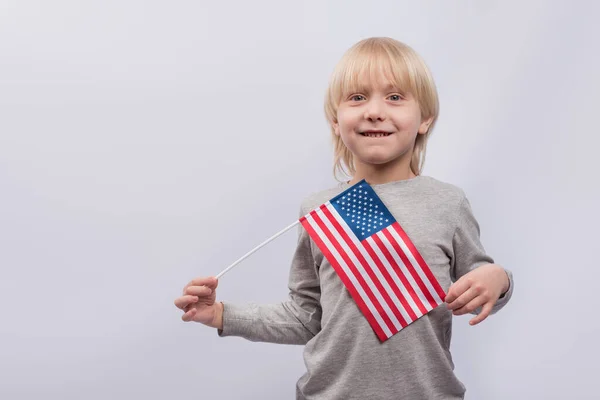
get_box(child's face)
[333,80,431,172]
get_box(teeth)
[363,132,389,137]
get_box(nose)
[363,99,386,122]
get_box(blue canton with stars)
[330,180,396,241]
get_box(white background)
[1,1,599,399]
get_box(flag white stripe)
[317,206,402,330]
[388,227,444,305]
[305,213,392,337]
[325,203,413,325]
[376,229,431,312]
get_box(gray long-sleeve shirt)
[218,176,514,399]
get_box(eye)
[388,94,403,101]
[349,94,366,101]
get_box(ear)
[418,117,433,135]
[333,122,341,136]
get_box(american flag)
[299,180,446,341]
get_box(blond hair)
[324,37,440,180]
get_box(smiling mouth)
[360,131,393,138]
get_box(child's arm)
[216,205,322,345]
[445,193,514,325]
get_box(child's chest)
[312,195,457,291]
[306,184,463,333]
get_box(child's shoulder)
[299,184,346,215]
[412,175,468,201]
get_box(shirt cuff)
[492,268,514,313]
[217,302,255,338]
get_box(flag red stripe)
[381,227,437,310]
[320,205,408,328]
[371,233,426,317]
[300,215,389,341]
[391,223,447,301]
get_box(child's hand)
[174,276,223,329]
[445,264,509,326]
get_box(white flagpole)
[215,220,300,279]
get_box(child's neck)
[348,163,416,186]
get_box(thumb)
[205,276,219,290]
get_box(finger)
[447,287,478,311]
[174,295,199,310]
[453,295,486,316]
[182,308,197,322]
[445,277,472,304]
[190,276,219,290]
[469,302,494,325]
[183,276,218,294]
[185,285,213,296]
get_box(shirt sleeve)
[450,193,514,314]
[217,205,322,345]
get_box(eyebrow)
[346,83,403,93]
